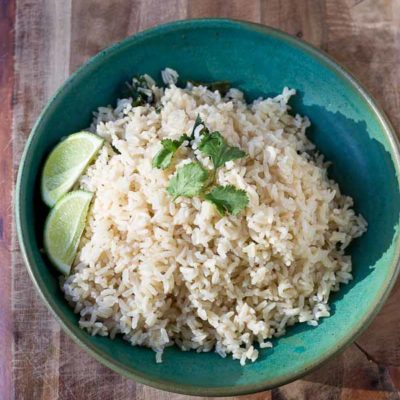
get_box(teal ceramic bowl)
[16,19,400,396]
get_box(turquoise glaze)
[16,19,400,396]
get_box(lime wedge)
[44,190,93,275]
[41,132,103,207]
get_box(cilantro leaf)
[167,162,209,200]
[152,138,182,169]
[205,185,249,216]
[152,135,189,169]
[198,131,246,169]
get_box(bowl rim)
[16,18,400,396]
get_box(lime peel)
[41,132,104,207]
[44,190,93,275]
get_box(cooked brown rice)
[62,69,366,365]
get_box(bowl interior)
[17,20,400,395]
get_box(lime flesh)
[41,132,103,207]
[44,190,93,275]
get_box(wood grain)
[8,0,400,399]
[0,1,15,399]
[12,1,71,399]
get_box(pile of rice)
[63,69,367,365]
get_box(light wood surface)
[2,0,400,399]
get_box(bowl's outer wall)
[17,20,400,395]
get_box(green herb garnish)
[198,131,246,169]
[121,75,154,107]
[153,115,206,170]
[154,116,249,216]
[167,162,209,200]
[152,136,188,170]
[188,114,209,142]
[189,80,231,96]
[205,185,249,216]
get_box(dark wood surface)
[2,1,400,399]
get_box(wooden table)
[2,0,400,399]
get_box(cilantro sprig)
[198,131,246,169]
[153,116,249,216]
